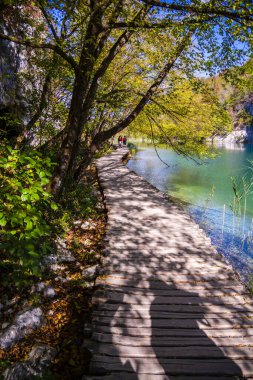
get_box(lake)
[127,143,253,285]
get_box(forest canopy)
[0,0,252,195]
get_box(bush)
[0,145,58,285]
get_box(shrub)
[0,145,57,285]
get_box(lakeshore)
[127,144,253,285]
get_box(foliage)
[128,79,232,157]
[55,183,99,231]
[127,142,137,153]
[1,0,252,195]
[207,59,253,129]
[0,144,58,284]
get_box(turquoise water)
[127,144,253,283]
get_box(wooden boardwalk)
[86,148,253,380]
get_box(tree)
[128,77,233,157]
[0,0,252,196]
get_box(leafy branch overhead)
[0,0,252,197]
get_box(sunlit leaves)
[0,144,58,281]
[129,77,232,157]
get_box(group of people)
[118,135,127,147]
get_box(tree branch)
[81,5,150,121]
[37,1,61,43]
[111,16,218,29]
[92,31,194,146]
[0,33,78,72]
[141,1,253,23]
[146,111,202,164]
[146,113,171,168]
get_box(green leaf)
[50,203,58,211]
[38,171,46,178]
[31,193,40,201]
[27,251,39,257]
[0,218,7,227]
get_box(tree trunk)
[49,74,87,196]
[49,5,106,197]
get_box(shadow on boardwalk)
[89,149,253,379]
[91,274,252,379]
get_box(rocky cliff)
[0,4,44,140]
[209,64,253,144]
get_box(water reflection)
[128,144,253,283]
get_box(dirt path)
[86,148,253,380]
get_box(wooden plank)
[94,302,253,314]
[102,265,236,277]
[105,242,216,251]
[93,310,253,319]
[96,277,243,290]
[101,247,219,255]
[96,285,249,298]
[94,343,253,358]
[101,269,237,283]
[90,356,253,376]
[93,293,250,305]
[93,316,253,329]
[102,258,230,270]
[93,326,253,338]
[97,273,239,284]
[92,333,253,347]
[102,260,230,270]
[85,375,247,380]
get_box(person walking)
[123,136,127,146]
[118,135,123,147]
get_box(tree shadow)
[90,273,252,379]
[149,278,246,379]
[89,149,252,379]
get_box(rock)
[31,282,56,298]
[55,237,67,249]
[59,251,76,263]
[3,344,57,380]
[5,297,19,307]
[28,344,57,367]
[95,202,104,210]
[2,322,9,329]
[6,308,14,315]
[91,189,101,198]
[0,307,43,349]
[81,221,91,230]
[54,239,76,263]
[43,254,58,265]
[3,363,31,380]
[43,286,56,299]
[55,275,68,283]
[82,265,100,281]
[73,220,82,226]
[36,282,46,292]
[83,282,95,290]
[50,263,66,272]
